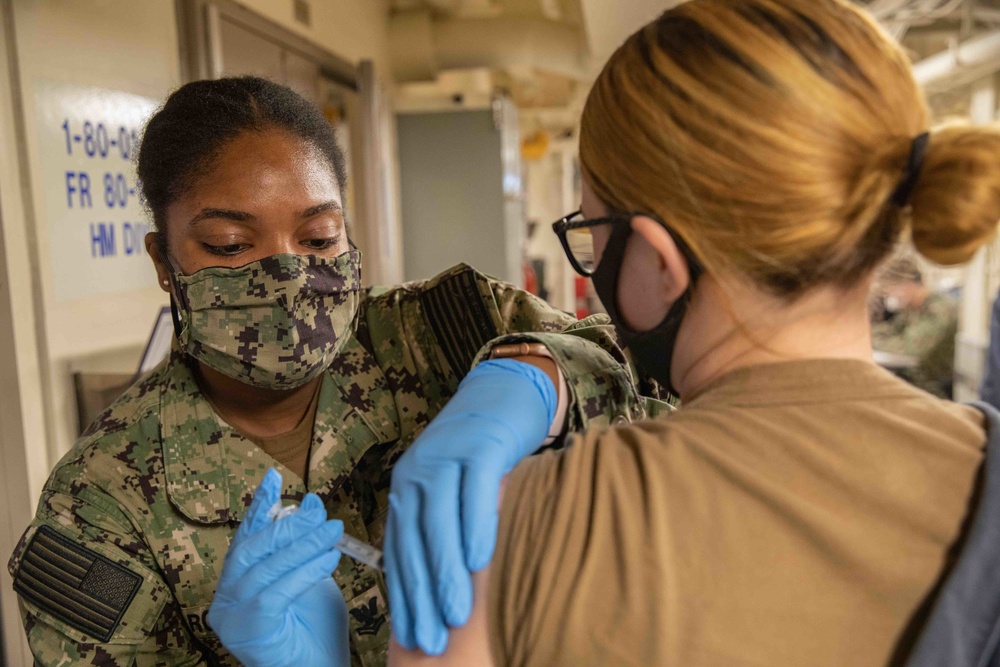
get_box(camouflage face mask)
[169,249,362,390]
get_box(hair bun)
[909,125,1000,265]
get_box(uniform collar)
[305,335,400,496]
[159,336,400,525]
[159,348,236,524]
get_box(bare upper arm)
[388,566,497,667]
[389,479,509,667]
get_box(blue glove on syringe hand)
[385,359,557,655]
[208,469,350,667]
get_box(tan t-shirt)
[488,359,986,667]
[239,382,322,483]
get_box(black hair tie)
[891,132,930,207]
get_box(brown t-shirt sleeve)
[488,444,565,667]
[488,428,636,667]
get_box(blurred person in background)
[209,0,1000,665]
[983,288,1000,409]
[872,256,959,397]
[6,76,670,667]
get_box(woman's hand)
[209,469,350,667]
[384,359,557,655]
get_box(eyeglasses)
[551,211,629,277]
[553,210,705,281]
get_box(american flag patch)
[13,525,142,642]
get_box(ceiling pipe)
[911,28,1000,89]
[435,17,585,75]
[578,0,681,63]
[390,11,439,82]
[389,10,587,83]
[974,7,1000,23]
[421,0,462,12]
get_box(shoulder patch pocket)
[419,269,500,377]
[12,525,164,644]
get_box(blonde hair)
[581,0,1000,296]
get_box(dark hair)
[137,76,348,242]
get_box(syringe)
[268,501,384,572]
[335,533,385,571]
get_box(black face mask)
[590,220,702,397]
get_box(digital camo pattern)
[173,250,361,390]
[9,263,672,667]
[872,292,959,398]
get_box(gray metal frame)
[174,0,358,88]
[0,1,44,664]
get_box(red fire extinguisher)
[575,276,589,320]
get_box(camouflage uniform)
[871,291,959,398]
[9,264,670,667]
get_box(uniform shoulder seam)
[77,376,162,445]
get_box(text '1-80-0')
[61,119,139,161]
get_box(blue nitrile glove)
[208,468,350,667]
[385,358,557,655]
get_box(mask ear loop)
[606,217,704,329]
[168,298,184,342]
[591,216,703,397]
[158,249,186,342]
[602,220,635,324]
